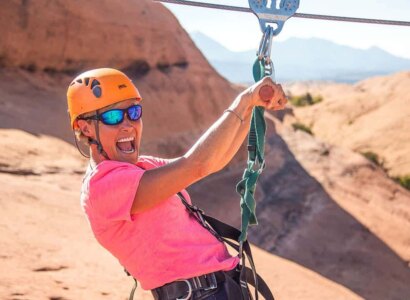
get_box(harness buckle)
[195,210,208,228]
[203,273,218,291]
[176,280,193,300]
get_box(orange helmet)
[67,68,142,129]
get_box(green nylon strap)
[236,58,268,242]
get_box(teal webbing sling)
[236,61,267,242]
[237,0,300,244]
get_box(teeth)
[121,149,135,154]
[117,137,134,143]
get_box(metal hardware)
[238,240,244,259]
[248,0,299,34]
[176,280,193,300]
[256,25,275,76]
[154,0,410,27]
[203,273,218,291]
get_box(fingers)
[254,77,287,111]
[273,84,287,109]
[259,85,275,102]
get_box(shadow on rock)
[189,122,410,300]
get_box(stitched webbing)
[177,193,274,300]
[236,58,268,242]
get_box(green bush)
[292,122,313,135]
[360,151,410,191]
[289,93,323,107]
[361,151,384,168]
[393,175,410,191]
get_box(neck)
[89,145,107,168]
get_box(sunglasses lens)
[127,105,142,121]
[101,110,124,125]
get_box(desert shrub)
[393,175,410,191]
[289,93,323,107]
[292,122,313,135]
[360,152,409,190]
[361,151,384,168]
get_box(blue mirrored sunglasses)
[80,104,142,126]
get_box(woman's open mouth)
[116,137,135,154]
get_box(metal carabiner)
[257,25,274,62]
[248,0,300,35]
[255,25,275,77]
[257,26,270,60]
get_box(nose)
[120,113,134,129]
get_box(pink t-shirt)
[81,156,239,290]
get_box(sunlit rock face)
[0,0,238,155]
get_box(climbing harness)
[126,192,275,300]
[177,192,274,300]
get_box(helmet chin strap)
[88,112,110,160]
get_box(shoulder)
[94,160,141,176]
[82,161,144,190]
[137,155,173,169]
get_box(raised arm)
[132,77,286,213]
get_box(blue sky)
[163,0,410,58]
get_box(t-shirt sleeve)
[138,155,173,169]
[88,162,145,222]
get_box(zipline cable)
[154,0,410,27]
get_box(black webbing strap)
[129,280,137,300]
[177,193,274,300]
[125,269,137,300]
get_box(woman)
[67,68,286,300]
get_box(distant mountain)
[190,31,410,83]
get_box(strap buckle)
[203,273,218,291]
[176,280,193,300]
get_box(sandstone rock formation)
[284,72,410,177]
[2,0,189,74]
[0,0,237,156]
[189,115,410,300]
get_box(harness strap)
[129,280,137,300]
[125,192,274,300]
[177,193,274,300]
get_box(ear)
[76,119,95,138]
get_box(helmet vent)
[91,79,102,98]
[70,81,75,86]
[84,77,90,86]
[76,79,82,84]
[91,79,100,89]
[118,84,127,89]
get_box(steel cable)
[153,0,410,27]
